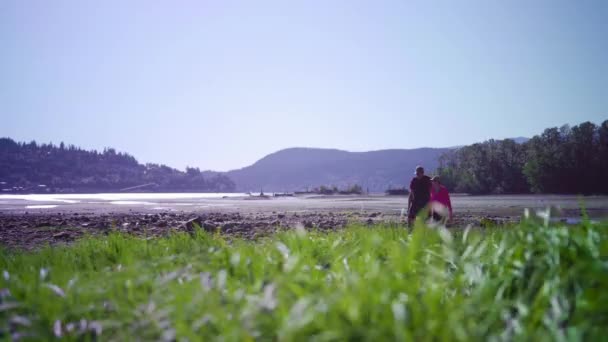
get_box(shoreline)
[0,210,522,250]
[1,194,607,249]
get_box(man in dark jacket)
[408,165,431,227]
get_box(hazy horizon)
[2,0,606,171]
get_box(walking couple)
[407,165,453,227]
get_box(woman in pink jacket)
[430,176,453,223]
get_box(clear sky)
[1,0,607,171]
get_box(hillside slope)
[225,147,449,192]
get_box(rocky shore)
[0,210,520,249]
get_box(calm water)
[0,193,253,207]
[0,194,606,221]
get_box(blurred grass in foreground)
[1,216,607,341]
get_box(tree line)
[0,138,236,193]
[437,120,608,195]
[314,184,364,195]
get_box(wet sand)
[1,194,607,249]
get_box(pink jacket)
[430,185,453,217]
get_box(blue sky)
[1,0,606,171]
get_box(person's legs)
[409,202,432,227]
[407,209,415,228]
[407,203,420,228]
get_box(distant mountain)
[221,136,529,192]
[224,147,450,192]
[1,135,530,194]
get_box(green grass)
[1,217,607,341]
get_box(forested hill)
[0,138,235,193]
[438,120,608,195]
[224,147,450,192]
[5,120,601,195]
